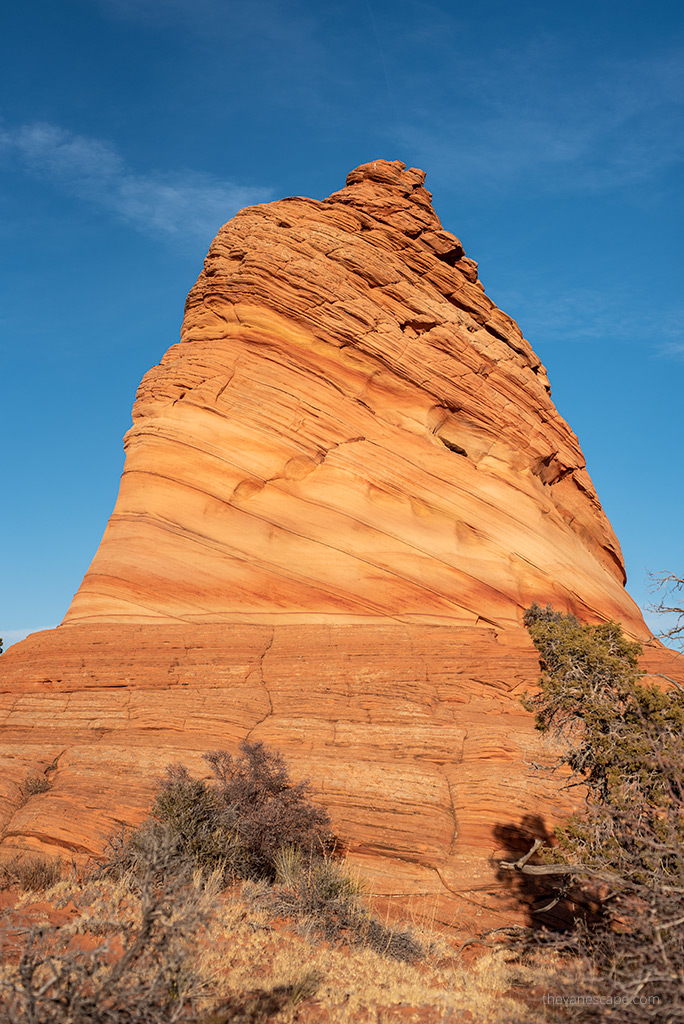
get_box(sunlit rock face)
[64,159,645,634]
[3,160,677,930]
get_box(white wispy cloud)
[1,628,54,649]
[658,341,684,361]
[94,2,684,197]
[388,28,684,194]
[0,121,272,240]
[495,283,684,359]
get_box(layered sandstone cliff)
[1,160,678,928]
[65,159,644,633]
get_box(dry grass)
[187,897,565,1023]
[0,734,568,1022]
[242,851,424,963]
[2,872,565,1024]
[0,854,62,892]
[23,773,51,796]
[0,858,221,1023]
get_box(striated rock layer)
[2,160,680,927]
[66,159,643,632]
[0,624,680,927]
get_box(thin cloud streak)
[497,284,684,356]
[1,628,54,649]
[0,121,272,240]
[95,2,684,196]
[659,341,684,361]
[392,34,684,194]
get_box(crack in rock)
[244,628,275,740]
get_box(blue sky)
[1,0,682,648]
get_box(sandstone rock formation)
[1,160,680,928]
[66,159,643,632]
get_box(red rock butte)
[1,160,681,927]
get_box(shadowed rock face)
[2,160,679,929]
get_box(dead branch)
[499,839,594,877]
[650,673,684,693]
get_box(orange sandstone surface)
[1,160,681,927]
[67,162,645,630]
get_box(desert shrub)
[114,767,234,879]
[109,741,335,886]
[23,773,51,796]
[110,742,422,963]
[522,603,649,800]
[523,603,684,851]
[156,741,335,882]
[101,742,423,963]
[0,832,215,1023]
[510,605,684,1021]
[200,744,336,877]
[0,854,62,892]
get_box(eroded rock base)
[1,623,680,928]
